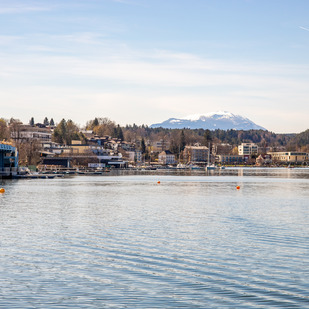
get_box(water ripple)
[0,174,308,308]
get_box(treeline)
[1,117,309,152]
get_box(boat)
[176,163,187,169]
[192,166,203,170]
[206,164,218,170]
[205,143,218,170]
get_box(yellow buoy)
[0,188,5,193]
[236,186,240,190]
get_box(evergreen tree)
[29,117,34,126]
[52,119,67,144]
[204,129,212,145]
[141,138,146,153]
[43,117,49,126]
[52,119,80,145]
[117,125,124,140]
[180,130,186,151]
[112,127,118,139]
[93,118,99,127]
[50,118,55,126]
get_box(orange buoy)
[0,188,5,193]
[157,181,161,184]
[236,186,240,190]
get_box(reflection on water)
[0,168,308,308]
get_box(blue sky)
[1,0,309,133]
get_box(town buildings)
[5,120,309,169]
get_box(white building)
[158,150,176,165]
[11,125,52,142]
[238,143,258,155]
[267,152,308,163]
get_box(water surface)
[0,168,308,308]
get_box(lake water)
[0,168,308,308]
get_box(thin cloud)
[0,3,52,14]
[299,26,309,32]
[112,0,142,5]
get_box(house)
[256,154,272,166]
[120,141,136,152]
[158,150,176,165]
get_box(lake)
[0,168,308,308]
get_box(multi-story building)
[152,139,170,152]
[126,151,142,163]
[238,143,258,155]
[10,124,52,143]
[267,152,308,164]
[216,155,245,164]
[183,146,209,163]
[212,143,233,155]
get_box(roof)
[159,150,175,156]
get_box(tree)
[9,118,23,142]
[141,138,146,153]
[66,119,80,144]
[169,139,178,155]
[50,118,55,126]
[93,118,99,128]
[204,129,212,145]
[29,117,35,126]
[52,119,80,145]
[116,125,124,140]
[43,117,49,126]
[92,118,116,137]
[19,139,41,166]
[0,119,9,140]
[180,130,186,151]
[86,118,99,130]
[52,119,67,144]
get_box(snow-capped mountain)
[150,111,266,130]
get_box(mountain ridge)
[150,111,266,131]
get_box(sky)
[0,0,309,133]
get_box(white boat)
[176,163,187,169]
[205,143,218,170]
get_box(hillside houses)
[3,119,309,168]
